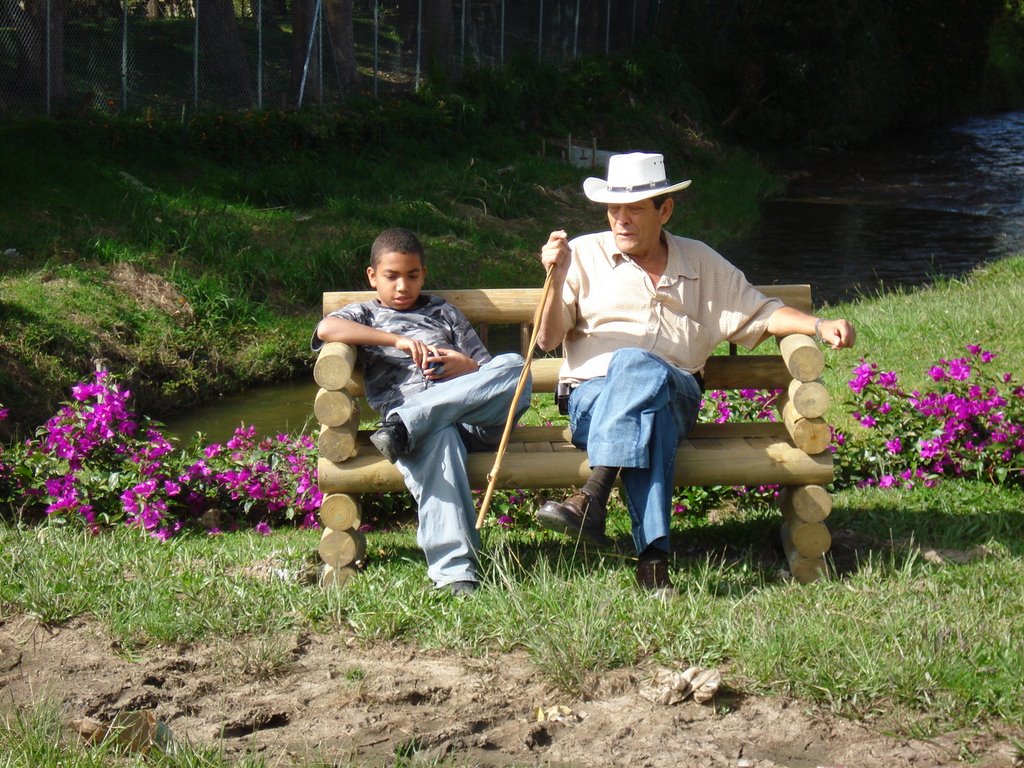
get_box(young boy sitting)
[312,228,531,595]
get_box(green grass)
[3,56,1024,765]
[0,696,274,767]
[0,97,774,433]
[814,255,1024,436]
[3,477,1023,736]
[6,255,1024,759]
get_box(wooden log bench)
[313,285,836,586]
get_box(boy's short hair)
[370,228,425,268]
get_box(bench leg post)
[318,492,365,590]
[779,485,832,583]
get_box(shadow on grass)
[353,481,1024,595]
[827,483,1024,573]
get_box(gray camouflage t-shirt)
[311,295,490,416]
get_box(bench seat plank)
[319,422,832,493]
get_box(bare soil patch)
[0,615,1018,767]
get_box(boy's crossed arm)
[316,315,479,382]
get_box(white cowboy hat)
[583,152,692,204]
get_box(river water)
[164,110,1024,442]
[725,110,1024,304]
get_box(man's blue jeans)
[568,348,703,556]
[389,354,531,587]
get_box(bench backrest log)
[321,285,813,394]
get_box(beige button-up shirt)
[556,230,784,384]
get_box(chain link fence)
[1,0,659,116]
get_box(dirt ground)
[1,614,1020,768]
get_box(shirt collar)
[605,230,698,280]
[664,231,698,279]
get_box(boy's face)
[367,250,426,311]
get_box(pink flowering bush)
[702,388,780,424]
[670,388,784,517]
[3,371,322,538]
[840,344,1024,490]
[0,407,13,504]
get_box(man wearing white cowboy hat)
[534,151,856,594]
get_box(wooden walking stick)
[475,267,556,529]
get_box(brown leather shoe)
[535,492,611,547]
[636,553,675,596]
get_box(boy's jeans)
[390,353,531,587]
[567,348,703,556]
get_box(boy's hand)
[393,336,437,370]
[424,349,478,381]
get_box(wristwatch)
[813,317,825,343]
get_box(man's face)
[367,250,426,310]
[605,197,674,259]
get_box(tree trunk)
[323,0,359,91]
[197,0,253,102]
[248,0,278,31]
[422,0,453,78]
[5,0,67,104]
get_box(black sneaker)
[369,416,410,463]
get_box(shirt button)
[647,324,658,333]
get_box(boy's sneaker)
[370,416,410,463]
[448,580,478,597]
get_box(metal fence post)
[317,0,323,104]
[414,0,421,91]
[193,0,199,111]
[121,0,128,110]
[537,0,543,63]
[298,0,322,106]
[372,0,378,97]
[460,0,466,71]
[605,0,610,54]
[573,0,579,58]
[257,0,263,110]
[45,0,51,114]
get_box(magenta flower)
[878,371,899,390]
[947,359,971,381]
